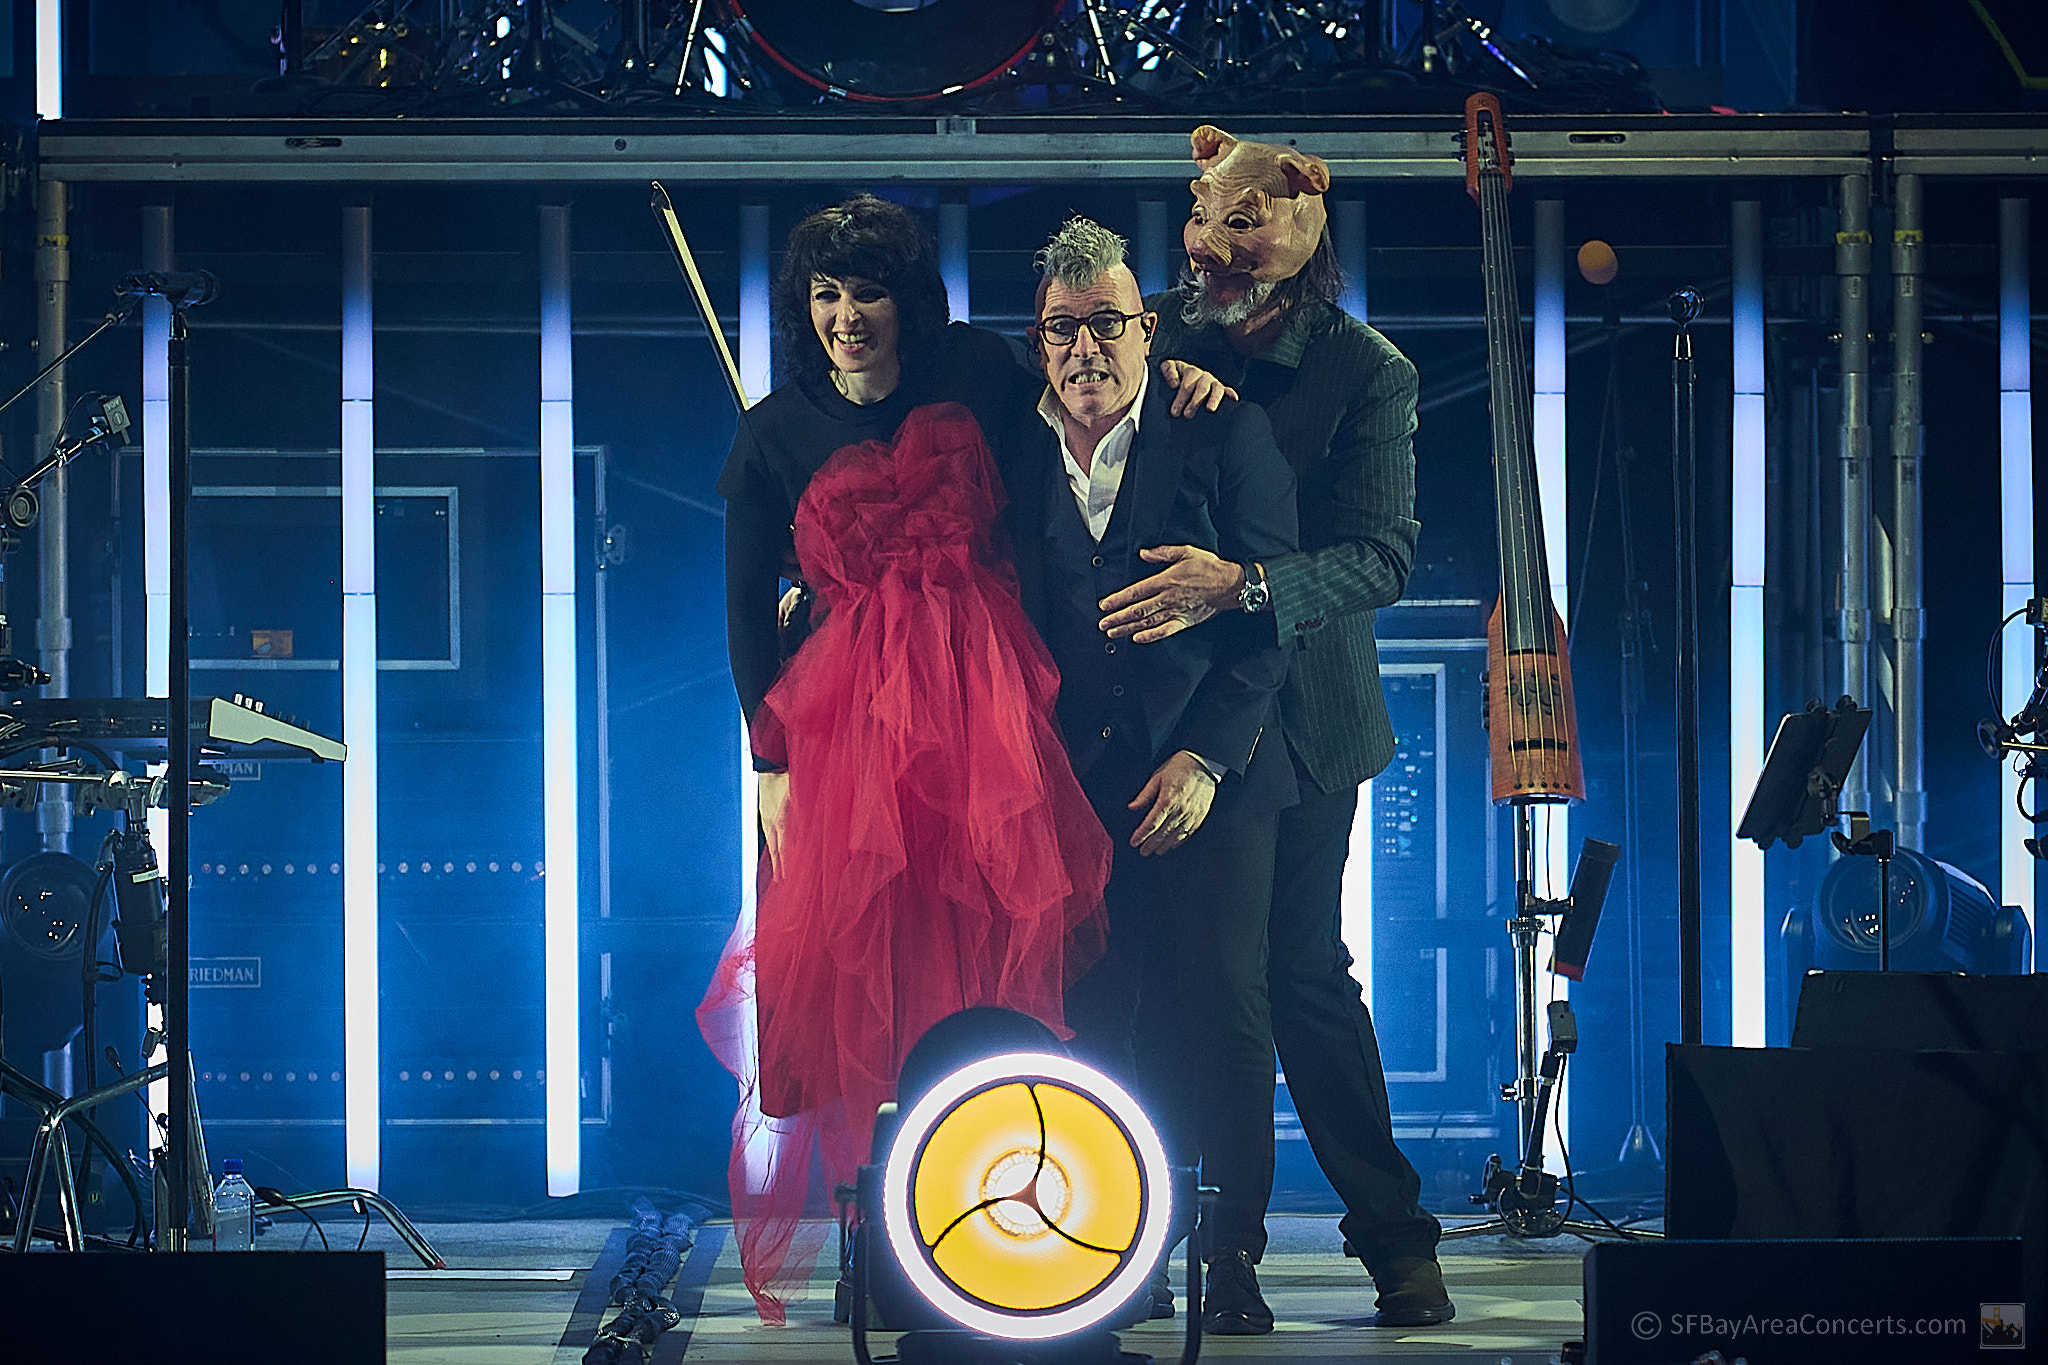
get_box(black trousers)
[1268,766,1441,1273]
[1062,744,1279,1256]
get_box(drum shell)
[727,0,1057,101]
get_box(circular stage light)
[1815,845,2002,969]
[879,1051,1171,1341]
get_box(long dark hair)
[772,195,951,385]
[1281,229,1345,310]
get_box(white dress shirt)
[1034,368,1224,783]
[1037,367,1148,542]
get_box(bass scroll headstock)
[1461,92,1512,203]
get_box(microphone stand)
[1669,286,1704,1047]
[1595,297,1660,1171]
[0,300,138,425]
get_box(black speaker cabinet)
[1667,1042,2048,1348]
[1586,1238,2030,1363]
[0,1251,384,1362]
[1792,970,2048,1050]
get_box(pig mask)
[1184,125,1331,310]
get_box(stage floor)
[373,1213,1590,1364]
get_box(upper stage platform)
[30,112,1911,184]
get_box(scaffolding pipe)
[1890,173,1925,852]
[35,179,71,854]
[1836,173,1873,820]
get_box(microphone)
[109,825,168,979]
[1549,838,1620,981]
[115,270,218,306]
[1667,286,1703,328]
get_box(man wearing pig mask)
[1098,126,1451,1332]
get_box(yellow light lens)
[882,1052,1171,1340]
[909,1080,1144,1313]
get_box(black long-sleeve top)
[716,322,1034,733]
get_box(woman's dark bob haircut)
[773,195,951,384]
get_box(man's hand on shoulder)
[1159,359,1239,416]
[1099,544,1245,642]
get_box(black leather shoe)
[1201,1248,1275,1335]
[1372,1255,1456,1327]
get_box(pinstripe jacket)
[1149,294,1421,794]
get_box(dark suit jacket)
[993,365,1302,809]
[1150,296,1421,794]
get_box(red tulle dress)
[697,402,1111,1323]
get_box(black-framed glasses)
[1034,309,1152,346]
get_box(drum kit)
[288,0,1396,109]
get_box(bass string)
[1478,163,1556,765]
[1478,164,1528,763]
[1483,173,1542,649]
[1478,157,1572,771]
[1486,171,1550,644]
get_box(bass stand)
[1444,808,1627,1240]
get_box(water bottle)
[211,1158,254,1251]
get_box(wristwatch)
[1238,561,1271,614]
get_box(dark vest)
[1041,450,1148,781]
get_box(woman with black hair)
[700,196,1225,1322]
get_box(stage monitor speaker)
[0,1250,384,1362]
[1585,1237,2028,1363]
[1666,1043,2048,1346]
[1792,970,2048,1050]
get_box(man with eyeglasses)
[1097,127,1451,1333]
[990,215,1300,1320]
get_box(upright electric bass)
[1464,92,1585,806]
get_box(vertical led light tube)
[1531,199,1568,1164]
[738,205,771,405]
[1730,202,1766,1043]
[2000,198,2036,934]
[1135,200,1170,299]
[939,199,971,324]
[1334,199,1369,322]
[1532,201,1569,657]
[340,205,381,1191]
[734,205,776,1192]
[141,206,173,1124]
[539,205,582,1197]
[1532,197,1570,881]
[36,0,61,120]
[142,210,172,700]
